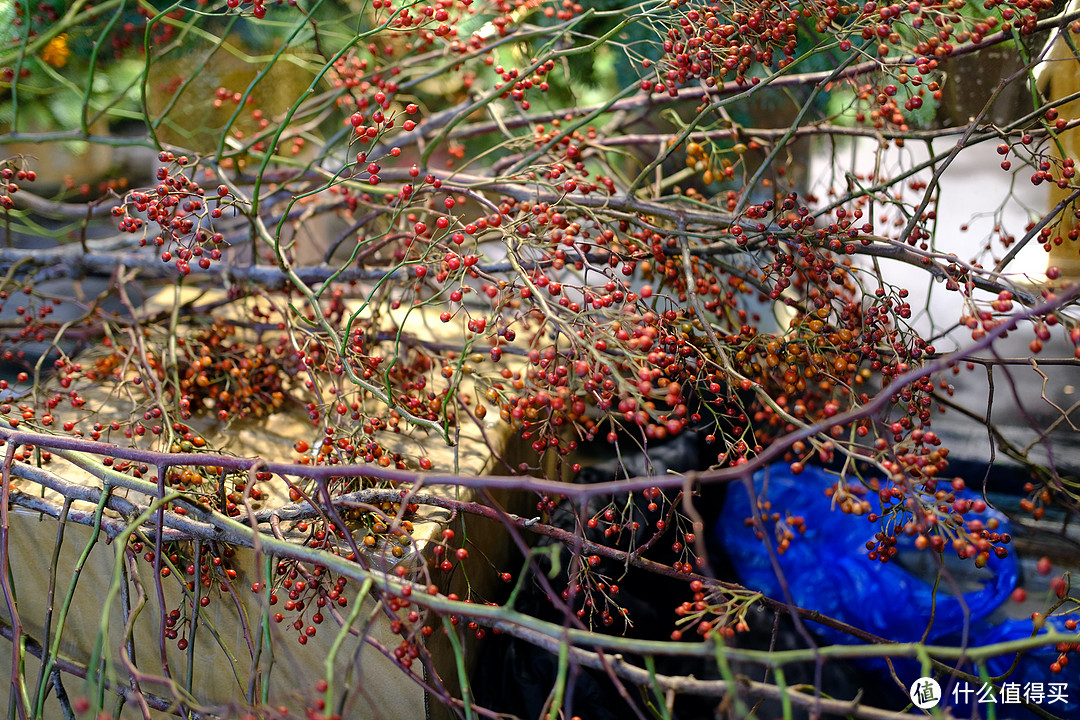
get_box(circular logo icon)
[910,677,942,709]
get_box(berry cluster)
[110,153,237,276]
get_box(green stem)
[32,483,113,719]
[713,640,753,718]
[773,667,792,720]
[644,655,673,720]
[323,577,372,714]
[81,0,128,134]
[215,0,331,169]
[546,635,569,720]
[88,491,181,713]
[30,498,71,717]
[441,615,476,720]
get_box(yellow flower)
[40,34,70,68]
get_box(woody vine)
[0,0,1078,718]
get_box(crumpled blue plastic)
[715,463,1018,644]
